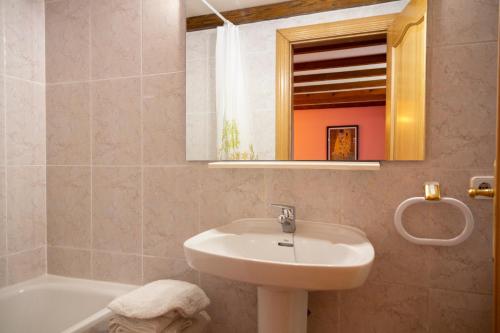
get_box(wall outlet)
[470,176,495,200]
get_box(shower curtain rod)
[200,0,232,25]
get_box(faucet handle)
[271,203,295,218]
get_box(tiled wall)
[0,0,47,287]
[45,0,497,332]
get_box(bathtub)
[0,275,136,333]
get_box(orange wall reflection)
[293,106,386,160]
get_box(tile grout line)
[426,286,431,331]
[140,0,145,284]
[192,14,204,281]
[45,244,191,263]
[2,74,45,86]
[196,166,201,285]
[2,0,7,283]
[337,292,341,332]
[42,0,48,277]
[88,0,94,280]
[45,71,186,86]
[2,246,46,258]
[45,163,202,168]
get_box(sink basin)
[184,218,374,333]
[184,218,374,290]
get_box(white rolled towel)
[108,311,210,333]
[108,280,210,319]
[108,313,178,333]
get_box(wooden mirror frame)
[276,0,427,161]
[275,14,397,160]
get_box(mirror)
[186,0,426,161]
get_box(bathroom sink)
[183,218,374,291]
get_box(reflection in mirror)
[186,0,426,162]
[291,35,387,161]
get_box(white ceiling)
[186,0,288,17]
[293,45,387,88]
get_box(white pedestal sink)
[184,218,374,333]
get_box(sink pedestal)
[257,287,308,333]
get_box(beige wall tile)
[429,43,497,169]
[143,167,198,258]
[2,0,46,288]
[91,78,141,165]
[266,170,343,222]
[0,77,5,167]
[308,292,339,333]
[7,167,46,253]
[142,0,185,74]
[341,167,427,239]
[5,79,45,165]
[0,168,5,257]
[0,4,4,75]
[143,73,185,165]
[339,282,428,333]
[7,247,46,285]
[47,167,91,248]
[199,169,266,230]
[47,246,91,279]
[0,257,6,287]
[429,289,492,333]
[92,250,141,284]
[200,274,257,333]
[368,229,432,288]
[47,83,90,165]
[426,169,493,294]
[143,256,197,284]
[340,167,433,287]
[92,167,141,254]
[428,245,493,294]
[4,0,45,82]
[0,224,5,258]
[45,0,90,83]
[433,0,499,46]
[90,0,140,79]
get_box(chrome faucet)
[271,204,296,233]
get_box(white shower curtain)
[215,23,256,160]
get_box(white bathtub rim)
[61,308,114,333]
[0,274,137,297]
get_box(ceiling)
[293,45,387,87]
[293,45,387,63]
[292,37,388,110]
[186,0,288,17]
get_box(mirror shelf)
[208,161,380,170]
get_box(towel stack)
[107,280,211,333]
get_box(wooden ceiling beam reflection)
[294,54,387,71]
[294,67,386,83]
[294,79,386,93]
[294,100,386,110]
[293,37,387,55]
[294,88,386,105]
[187,0,399,31]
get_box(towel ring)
[394,197,474,246]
